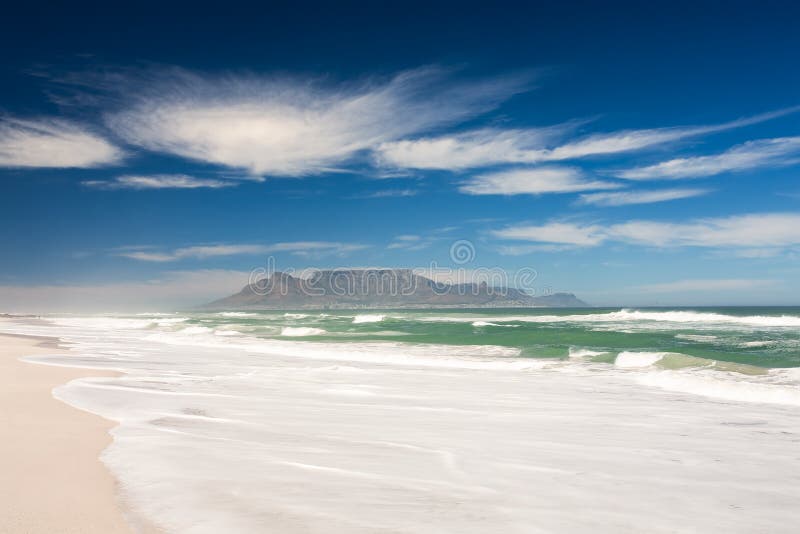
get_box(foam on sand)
[638,370,800,406]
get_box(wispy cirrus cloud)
[387,234,436,251]
[577,188,710,206]
[353,189,418,199]
[459,166,621,196]
[102,67,531,177]
[375,107,800,171]
[610,213,800,248]
[375,126,571,170]
[83,174,236,190]
[491,213,800,252]
[0,117,122,168]
[492,221,607,246]
[543,108,797,160]
[116,242,368,262]
[617,136,800,180]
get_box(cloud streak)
[577,188,710,206]
[0,117,122,168]
[376,126,570,170]
[116,242,369,262]
[83,174,236,189]
[375,107,800,171]
[459,166,621,196]
[492,213,800,251]
[618,136,800,180]
[492,222,607,246]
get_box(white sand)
[0,333,132,533]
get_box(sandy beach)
[2,312,795,533]
[0,332,131,533]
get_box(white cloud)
[264,242,369,257]
[0,117,122,168]
[387,234,437,251]
[609,213,800,248]
[636,278,776,293]
[116,242,368,262]
[546,107,799,160]
[0,269,250,313]
[83,174,236,189]
[376,126,565,170]
[496,244,577,255]
[355,189,418,199]
[374,107,799,171]
[105,67,530,176]
[577,188,710,206]
[618,137,800,180]
[727,248,785,258]
[491,213,800,252]
[459,166,621,196]
[491,222,606,246]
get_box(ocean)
[3,307,800,532]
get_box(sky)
[1,1,800,311]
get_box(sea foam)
[352,314,385,324]
[280,327,326,336]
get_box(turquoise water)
[181,307,800,369]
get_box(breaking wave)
[280,327,327,337]
[352,314,385,324]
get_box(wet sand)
[0,333,132,533]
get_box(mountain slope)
[203,269,588,309]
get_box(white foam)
[676,334,718,342]
[48,317,147,329]
[420,309,800,328]
[179,326,213,335]
[218,312,257,317]
[214,330,242,336]
[280,327,326,337]
[471,320,519,328]
[353,314,385,324]
[606,309,800,327]
[615,351,667,368]
[568,347,608,359]
[739,340,777,348]
[638,371,800,406]
[49,316,187,329]
[284,313,310,319]
[4,315,800,533]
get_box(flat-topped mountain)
[204,269,588,309]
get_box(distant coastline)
[203,269,589,310]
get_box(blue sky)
[1,1,800,310]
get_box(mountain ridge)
[203,269,589,309]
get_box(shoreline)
[0,332,133,533]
